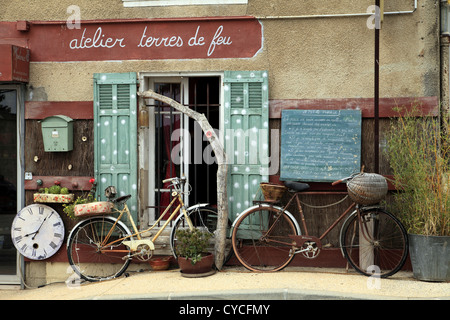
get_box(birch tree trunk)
[138,90,229,270]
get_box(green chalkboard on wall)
[280,109,361,182]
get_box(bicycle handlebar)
[331,179,343,186]
[332,175,354,186]
[162,176,186,184]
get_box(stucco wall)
[0,0,439,102]
[1,0,441,285]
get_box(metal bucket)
[408,234,450,282]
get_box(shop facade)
[0,0,445,286]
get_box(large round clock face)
[11,204,65,260]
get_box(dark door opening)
[150,76,220,220]
[188,77,219,207]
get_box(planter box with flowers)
[33,193,74,203]
[34,181,74,203]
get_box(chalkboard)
[280,109,361,182]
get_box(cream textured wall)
[1,0,439,102]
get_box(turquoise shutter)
[224,71,269,222]
[93,72,138,221]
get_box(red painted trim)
[227,248,412,270]
[24,245,171,264]
[31,246,411,271]
[269,174,396,191]
[269,96,439,119]
[25,101,93,120]
[25,176,95,191]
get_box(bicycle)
[67,177,232,282]
[231,173,408,278]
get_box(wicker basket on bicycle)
[260,183,287,202]
[346,173,388,205]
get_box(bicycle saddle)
[283,181,310,192]
[112,194,132,204]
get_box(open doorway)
[187,77,219,207]
[142,74,221,224]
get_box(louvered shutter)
[93,72,138,221]
[223,71,269,222]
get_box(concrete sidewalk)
[0,267,449,300]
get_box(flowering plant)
[63,178,97,219]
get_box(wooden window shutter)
[93,72,138,222]
[223,71,269,222]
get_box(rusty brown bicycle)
[231,173,408,278]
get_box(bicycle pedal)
[323,243,334,248]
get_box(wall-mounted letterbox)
[41,115,73,152]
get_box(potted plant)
[387,107,449,281]
[175,228,215,277]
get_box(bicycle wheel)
[340,208,408,278]
[232,205,298,272]
[67,217,133,282]
[170,207,233,263]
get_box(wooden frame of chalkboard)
[280,109,362,182]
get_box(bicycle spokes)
[340,209,408,278]
[232,206,297,272]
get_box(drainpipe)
[441,0,450,123]
[374,0,381,174]
[256,0,417,20]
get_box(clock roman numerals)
[12,204,65,261]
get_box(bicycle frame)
[282,191,386,256]
[97,184,194,254]
[285,192,356,241]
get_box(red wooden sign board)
[0,17,262,62]
[0,44,30,82]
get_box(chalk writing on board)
[280,109,361,182]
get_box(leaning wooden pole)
[138,90,229,270]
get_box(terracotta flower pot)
[177,253,214,275]
[149,256,171,271]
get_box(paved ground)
[0,266,448,301]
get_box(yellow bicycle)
[67,177,230,282]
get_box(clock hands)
[24,212,55,240]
